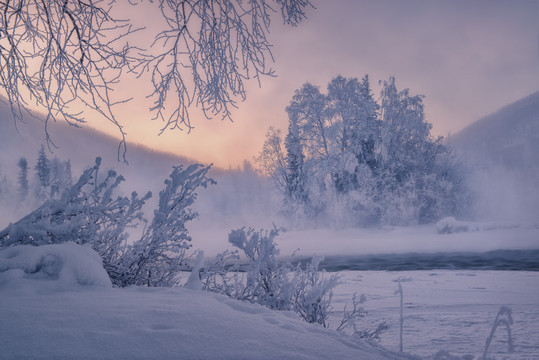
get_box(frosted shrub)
[204,227,337,325]
[0,157,150,282]
[0,158,214,287]
[293,256,338,326]
[228,227,296,310]
[121,164,215,287]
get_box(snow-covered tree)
[255,127,289,191]
[284,119,310,214]
[49,158,73,199]
[0,173,9,202]
[34,146,50,199]
[258,75,469,227]
[1,0,313,159]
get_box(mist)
[1,89,538,259]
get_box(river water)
[318,249,539,272]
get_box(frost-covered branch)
[123,163,216,287]
[0,0,139,159]
[1,0,313,160]
[0,157,151,280]
[137,0,312,133]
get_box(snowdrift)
[0,243,416,359]
[0,243,111,291]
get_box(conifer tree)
[34,146,51,198]
[17,158,29,201]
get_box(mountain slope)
[449,91,539,222]
[0,102,279,232]
[0,104,196,190]
[449,91,539,172]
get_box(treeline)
[0,145,72,206]
[256,76,470,227]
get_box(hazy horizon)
[6,0,535,169]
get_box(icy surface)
[332,270,539,359]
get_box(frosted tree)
[34,145,51,199]
[325,75,380,193]
[257,75,469,227]
[286,83,329,162]
[376,77,466,224]
[284,119,310,214]
[49,158,73,199]
[0,172,9,202]
[255,127,289,191]
[329,75,380,174]
[17,157,29,201]
[0,0,313,159]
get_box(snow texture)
[0,244,415,360]
[0,243,111,291]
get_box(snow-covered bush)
[203,226,337,326]
[0,158,214,288]
[227,227,296,310]
[334,293,388,342]
[436,217,482,234]
[121,164,215,287]
[0,158,150,282]
[293,256,338,326]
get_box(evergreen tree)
[49,158,73,199]
[284,118,309,211]
[34,145,51,198]
[17,157,29,201]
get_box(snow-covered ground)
[0,243,415,360]
[1,225,538,359]
[332,270,539,359]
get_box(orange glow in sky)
[83,0,539,169]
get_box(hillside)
[449,91,539,222]
[0,104,197,190]
[0,103,279,232]
[449,91,539,173]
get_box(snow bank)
[0,282,417,360]
[435,217,523,234]
[0,242,111,291]
[0,242,416,359]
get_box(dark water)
[313,249,539,272]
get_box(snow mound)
[0,242,111,291]
[436,217,519,234]
[436,217,481,234]
[0,285,417,360]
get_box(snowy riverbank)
[0,243,415,360]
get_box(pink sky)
[91,0,539,169]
